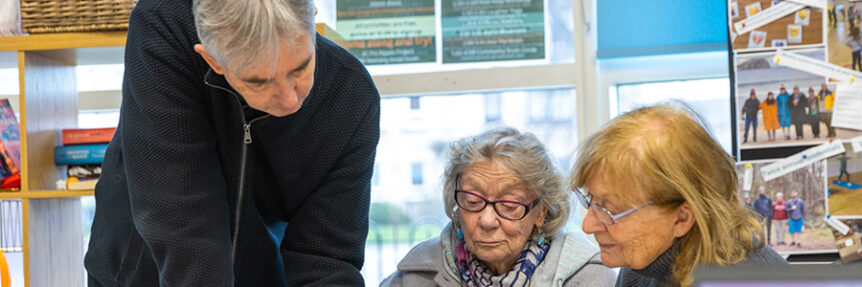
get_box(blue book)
[54,144,108,165]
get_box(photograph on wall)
[826,150,862,218]
[734,49,862,150]
[829,218,862,263]
[736,160,837,254]
[826,0,862,73]
[336,0,436,65]
[441,0,544,63]
[730,0,825,51]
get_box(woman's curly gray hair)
[442,126,570,238]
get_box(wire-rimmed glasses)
[574,188,653,225]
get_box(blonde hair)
[569,104,764,286]
[193,0,316,73]
[443,126,569,239]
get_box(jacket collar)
[395,223,602,286]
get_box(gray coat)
[380,225,617,287]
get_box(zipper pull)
[243,123,252,144]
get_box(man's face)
[200,33,316,117]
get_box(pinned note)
[743,164,754,191]
[826,216,852,236]
[760,140,846,181]
[774,50,862,84]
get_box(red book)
[62,128,116,145]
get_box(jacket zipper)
[204,72,270,266]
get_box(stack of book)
[54,128,115,190]
[0,99,21,190]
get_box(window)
[410,162,423,185]
[366,87,576,284]
[372,164,381,186]
[484,94,502,123]
[614,78,733,154]
[409,96,420,110]
[529,89,574,123]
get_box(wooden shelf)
[0,190,93,199]
[0,31,126,52]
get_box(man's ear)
[194,44,226,75]
[672,202,696,238]
[314,6,318,16]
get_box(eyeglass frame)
[454,190,540,220]
[574,187,653,225]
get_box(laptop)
[694,265,862,286]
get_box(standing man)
[839,153,852,182]
[742,89,760,144]
[818,83,836,138]
[777,85,792,140]
[754,186,774,245]
[806,87,820,138]
[786,191,806,248]
[84,0,381,286]
[788,85,808,140]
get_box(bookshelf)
[0,23,345,287]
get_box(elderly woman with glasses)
[381,127,615,287]
[570,104,787,287]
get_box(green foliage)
[369,202,410,225]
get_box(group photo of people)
[827,151,862,217]
[735,49,862,148]
[737,161,836,253]
[828,0,862,72]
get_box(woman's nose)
[582,206,607,234]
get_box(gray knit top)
[615,240,789,287]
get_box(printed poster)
[337,0,436,65]
[442,0,545,63]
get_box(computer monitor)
[694,266,862,287]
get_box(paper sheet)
[832,84,862,131]
[851,136,862,153]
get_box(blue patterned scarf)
[454,238,550,287]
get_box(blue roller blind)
[597,0,729,58]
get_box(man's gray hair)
[193,0,316,73]
[442,126,570,239]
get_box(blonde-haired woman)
[569,104,787,286]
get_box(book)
[67,165,101,179]
[54,144,108,165]
[62,128,116,145]
[67,178,98,191]
[0,100,20,175]
[0,140,16,178]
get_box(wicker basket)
[19,0,137,34]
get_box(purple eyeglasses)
[454,190,540,221]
